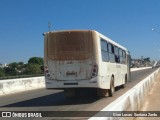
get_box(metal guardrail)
[0,74,44,80]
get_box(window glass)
[108,43,114,53]
[111,45,114,53]
[122,50,126,64]
[102,51,109,62]
[109,53,115,63]
[123,50,126,58]
[114,46,119,55]
[101,39,109,62]
[114,46,119,63]
[108,43,115,62]
[119,49,123,57]
[101,39,108,51]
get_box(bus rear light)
[47,74,50,78]
[46,70,49,73]
[45,64,50,79]
[92,68,97,72]
[45,65,48,70]
[93,65,97,68]
[91,64,98,77]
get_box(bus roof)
[44,30,129,53]
[95,30,128,52]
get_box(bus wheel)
[122,75,127,88]
[64,89,76,98]
[108,77,115,97]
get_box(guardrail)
[89,68,160,120]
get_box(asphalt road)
[0,68,158,120]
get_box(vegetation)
[143,57,150,62]
[0,57,44,78]
[130,57,152,68]
[0,68,5,77]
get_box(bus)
[43,30,131,97]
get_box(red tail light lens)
[46,70,49,73]
[91,64,98,77]
[45,64,50,79]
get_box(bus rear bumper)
[45,77,100,89]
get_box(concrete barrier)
[89,68,160,120]
[0,67,154,97]
[0,76,45,96]
[130,67,152,72]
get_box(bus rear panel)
[44,30,100,89]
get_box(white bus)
[44,30,130,97]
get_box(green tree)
[0,68,5,77]
[1,57,44,77]
[24,64,42,75]
[144,57,150,62]
[28,57,43,65]
[4,62,19,76]
[17,62,25,72]
[8,62,18,69]
[4,62,26,76]
[4,67,18,76]
[18,62,24,66]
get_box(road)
[0,68,158,120]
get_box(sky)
[0,0,160,64]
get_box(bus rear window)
[47,31,93,60]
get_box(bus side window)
[114,46,120,63]
[108,43,115,63]
[101,39,109,62]
[123,50,126,64]
[119,48,123,64]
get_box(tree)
[24,64,42,75]
[8,62,18,69]
[1,57,44,77]
[0,68,5,77]
[27,57,44,74]
[28,57,43,65]
[3,62,26,76]
[4,67,18,76]
[17,62,25,72]
[18,62,24,66]
[144,57,150,62]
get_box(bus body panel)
[47,59,93,80]
[45,76,101,89]
[93,32,128,89]
[44,30,130,91]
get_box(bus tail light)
[91,64,98,77]
[45,65,50,79]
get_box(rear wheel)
[108,76,115,97]
[122,75,127,88]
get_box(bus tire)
[122,75,127,88]
[108,76,115,97]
